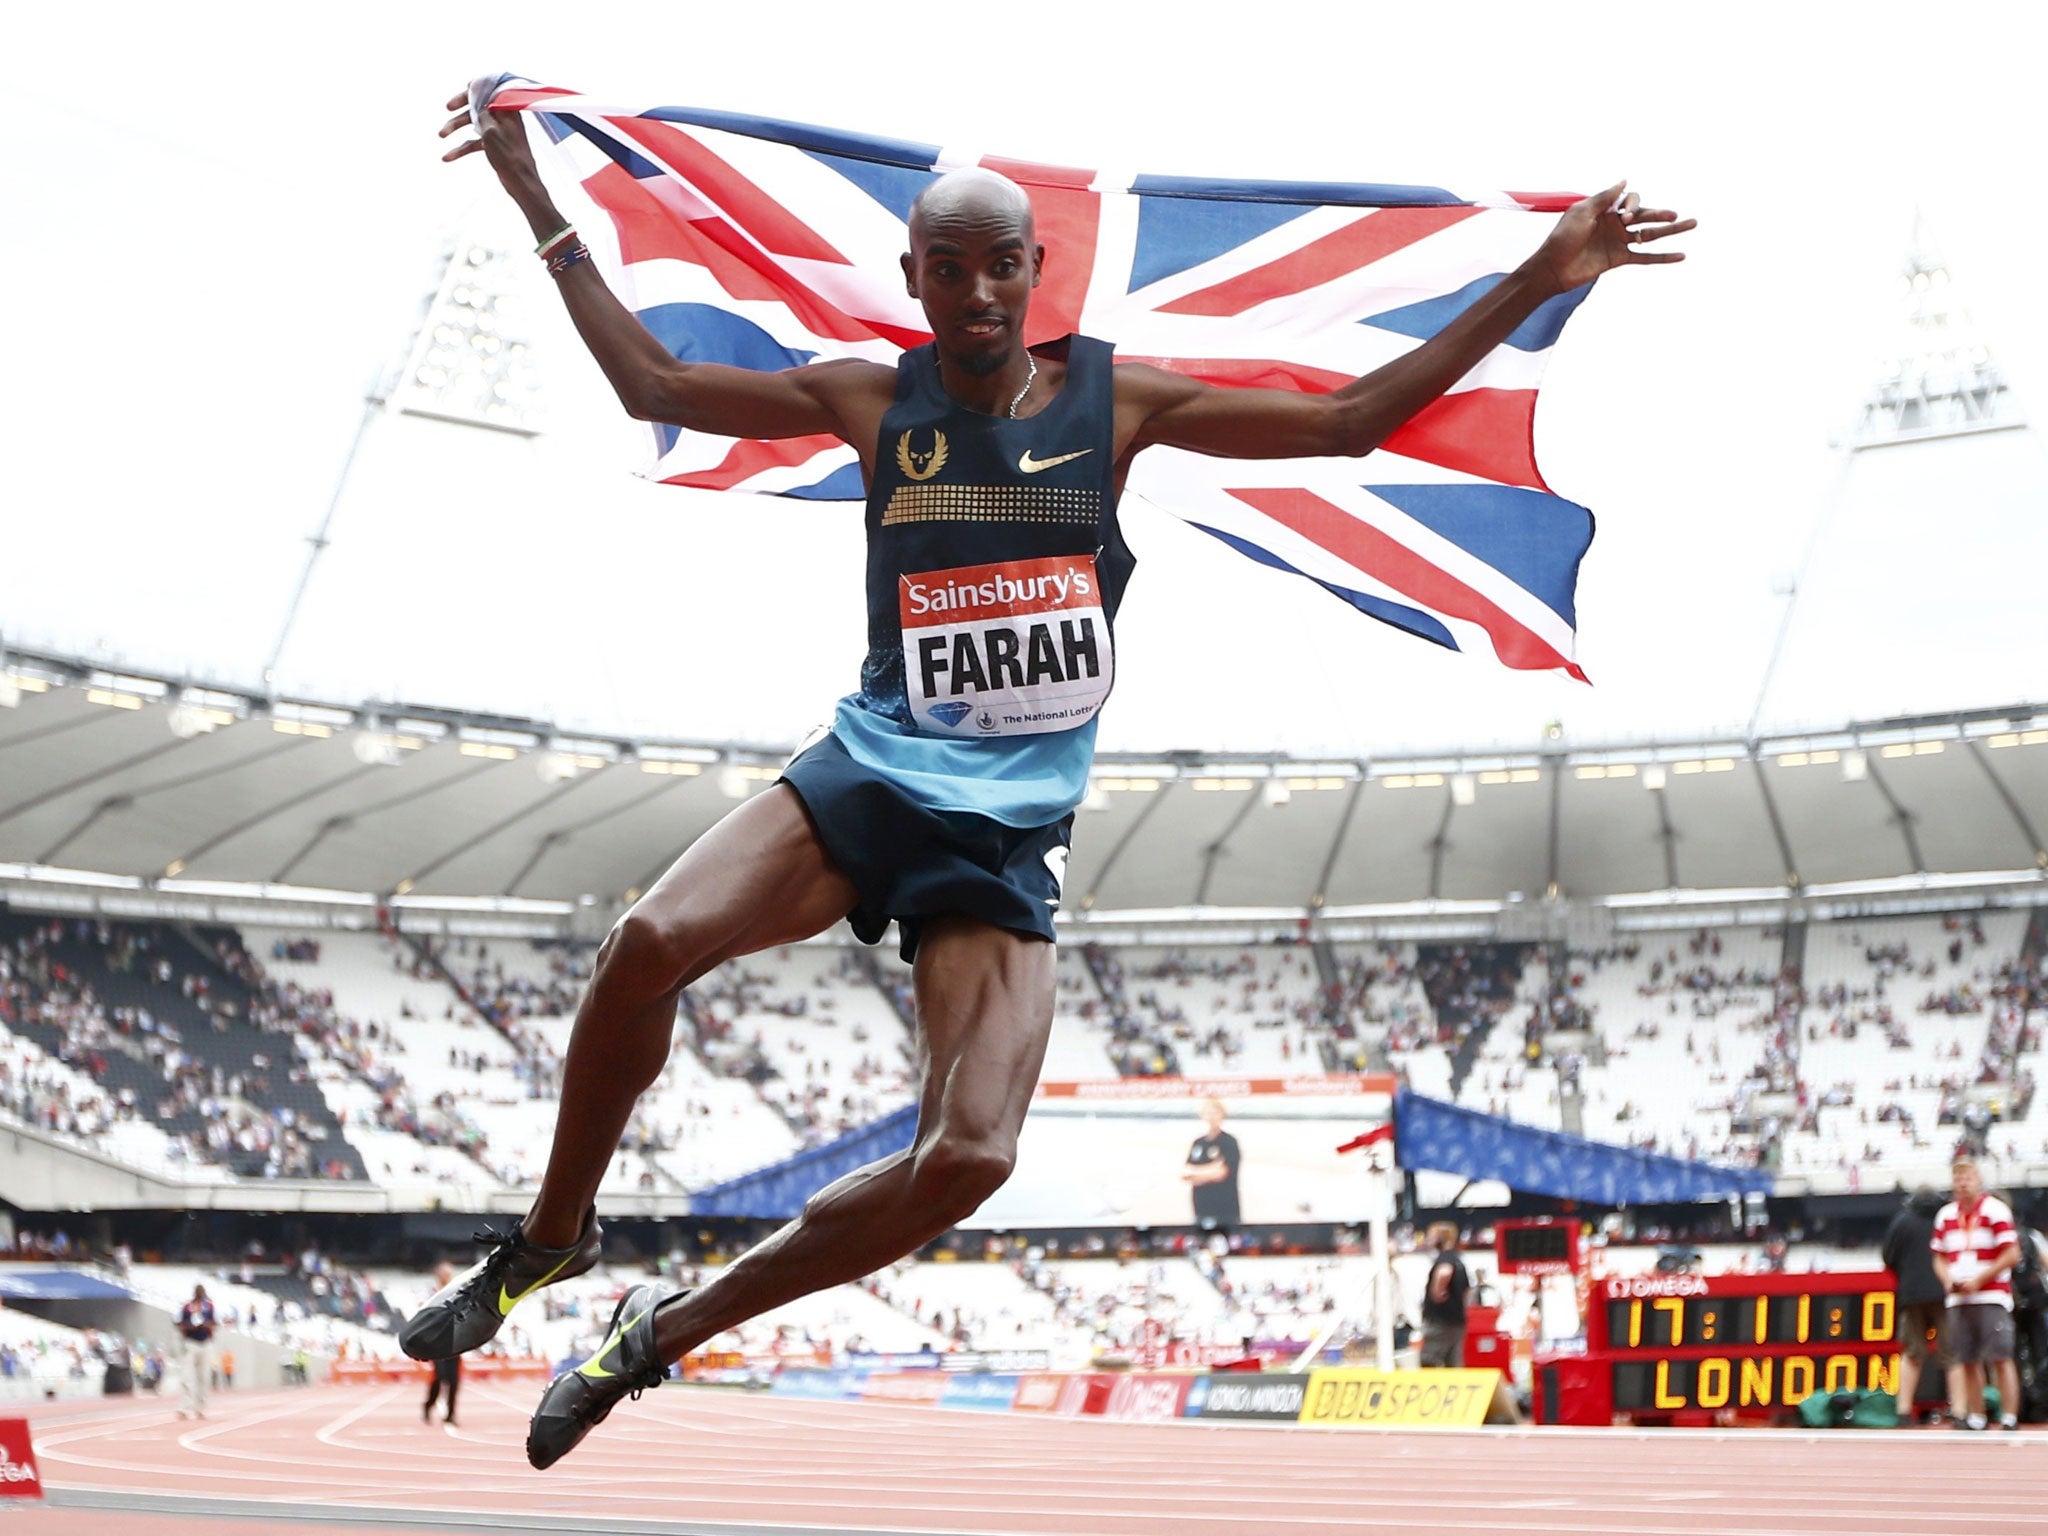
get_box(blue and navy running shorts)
[779,732,1069,963]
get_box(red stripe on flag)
[1159,207,1482,318]
[660,434,845,492]
[488,88,577,110]
[977,158,1100,347]
[1118,355,1350,394]
[1120,359,1546,490]
[609,116,852,266]
[1227,487,1577,674]
[1504,191,1584,212]
[587,165,786,304]
[1380,388,1547,492]
[978,156,1098,191]
[581,166,930,350]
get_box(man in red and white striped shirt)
[1931,1156,2022,1430]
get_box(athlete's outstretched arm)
[440,82,887,443]
[1118,183,1694,463]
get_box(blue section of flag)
[1132,172,1462,209]
[1366,484,1593,626]
[639,303,819,371]
[1129,195,1308,294]
[804,149,934,224]
[1190,523,1459,650]
[1362,275,1592,354]
[641,106,941,170]
[779,460,866,501]
[554,112,667,181]
[638,305,817,460]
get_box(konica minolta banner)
[1183,1373,1312,1422]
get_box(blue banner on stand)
[1393,1088,1771,1203]
[691,1105,917,1218]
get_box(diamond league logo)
[930,701,973,726]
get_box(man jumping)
[403,77,1691,1468]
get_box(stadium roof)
[3,650,2043,926]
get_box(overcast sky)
[6,2,2044,756]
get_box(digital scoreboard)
[1495,1217,1580,1277]
[1535,1269,1901,1424]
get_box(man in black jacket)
[1420,1223,1470,1369]
[1881,1187,1950,1424]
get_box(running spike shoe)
[526,1283,677,1469]
[398,1208,602,1361]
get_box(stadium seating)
[0,912,365,1179]
[1109,945,1327,1075]
[5,904,2042,1202]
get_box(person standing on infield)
[1933,1154,2023,1430]
[404,75,1694,1469]
[422,1261,462,1426]
[1181,1097,1242,1231]
[1881,1185,1950,1424]
[1419,1223,1470,1368]
[175,1284,216,1420]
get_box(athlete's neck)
[934,346,1038,418]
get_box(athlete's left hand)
[1532,182,1695,293]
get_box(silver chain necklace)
[1006,354,1038,419]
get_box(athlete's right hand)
[439,78,542,191]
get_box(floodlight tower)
[1847,213,2025,448]
[1747,214,2027,737]
[260,237,545,694]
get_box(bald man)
[409,77,1693,1468]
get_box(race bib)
[900,555,1113,737]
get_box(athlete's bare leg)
[648,914,1056,1359]
[521,787,857,1248]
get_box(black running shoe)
[398,1209,602,1362]
[526,1283,676,1470]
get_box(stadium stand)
[131,1255,400,1364]
[0,912,365,1179]
[1798,910,2035,1185]
[1549,926,1788,1165]
[0,1018,210,1180]
[5,900,2044,1205]
[690,946,916,1144]
[1105,944,1326,1075]
[0,1306,107,1400]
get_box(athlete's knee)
[599,903,704,991]
[914,1133,1016,1215]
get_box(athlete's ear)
[1031,243,1045,289]
[901,250,918,297]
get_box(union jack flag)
[493,81,1595,676]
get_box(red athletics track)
[12,1382,2045,1535]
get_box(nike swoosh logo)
[496,1247,586,1317]
[578,1302,658,1380]
[1018,448,1093,474]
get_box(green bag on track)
[1798,1388,1898,1429]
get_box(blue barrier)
[769,1367,869,1401]
[938,1373,1021,1412]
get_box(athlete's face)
[903,201,1042,378]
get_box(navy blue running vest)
[826,334,1134,828]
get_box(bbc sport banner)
[964,1076,1393,1229]
[1298,1367,1502,1427]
